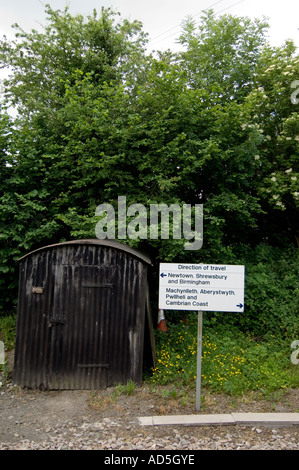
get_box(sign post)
[158,263,245,412]
[196,311,203,411]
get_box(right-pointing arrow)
[236,303,243,308]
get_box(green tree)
[243,41,299,245]
[178,9,269,101]
[0,5,148,313]
[0,3,147,117]
[0,6,297,338]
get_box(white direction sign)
[159,263,245,312]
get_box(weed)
[0,314,16,350]
[150,316,298,396]
[0,360,11,384]
[114,379,136,396]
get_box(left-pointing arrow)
[160,273,167,278]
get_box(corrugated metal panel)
[13,240,152,390]
[18,239,151,265]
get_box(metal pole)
[196,311,203,412]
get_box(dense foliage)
[0,5,298,338]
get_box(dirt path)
[0,372,298,450]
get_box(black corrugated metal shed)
[13,239,155,390]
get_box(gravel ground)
[0,373,298,451]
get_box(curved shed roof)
[18,239,152,265]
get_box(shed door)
[48,264,114,389]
